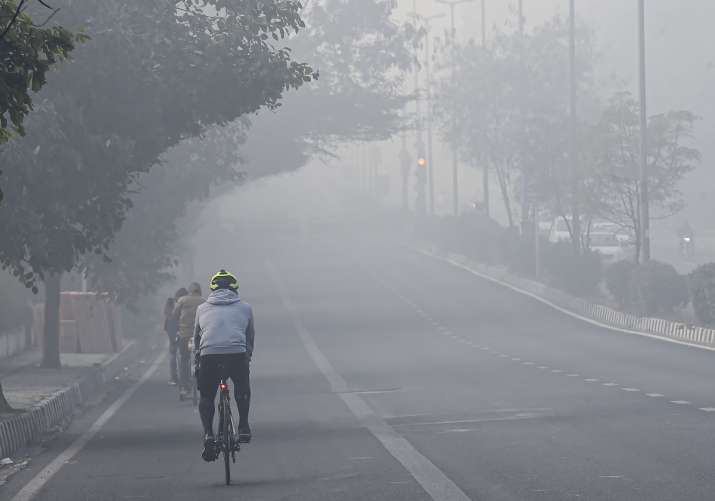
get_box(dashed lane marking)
[621,388,641,392]
[602,383,619,387]
[646,393,665,398]
[699,408,715,412]
[670,400,691,405]
[270,263,472,501]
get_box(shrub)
[629,260,689,316]
[500,227,535,275]
[605,259,639,308]
[541,241,602,296]
[454,213,504,264]
[690,263,715,325]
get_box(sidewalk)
[1,352,115,414]
[0,341,142,460]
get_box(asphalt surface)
[5,231,715,501]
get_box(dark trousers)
[177,337,191,390]
[198,353,251,436]
[166,331,178,382]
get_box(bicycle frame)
[216,376,239,485]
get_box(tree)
[80,0,421,308]
[0,0,314,367]
[239,0,418,177]
[593,92,700,262]
[82,123,248,305]
[0,0,83,201]
[438,16,597,236]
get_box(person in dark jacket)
[163,288,187,385]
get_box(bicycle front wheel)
[222,395,231,485]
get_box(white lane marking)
[645,393,665,398]
[621,388,641,392]
[481,347,490,351]
[523,362,535,366]
[268,263,471,501]
[699,408,715,412]
[567,374,580,377]
[584,378,600,382]
[602,383,619,387]
[418,250,715,353]
[537,366,549,370]
[11,347,167,501]
[511,358,521,362]
[551,369,563,374]
[400,412,549,428]
[670,400,691,405]
[498,354,509,358]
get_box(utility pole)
[569,0,581,253]
[424,13,444,216]
[480,0,490,217]
[638,0,650,262]
[518,0,529,235]
[399,134,411,212]
[436,0,473,217]
[413,0,425,211]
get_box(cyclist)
[194,270,255,462]
[173,282,204,398]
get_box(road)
[5,229,715,501]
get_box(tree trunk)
[495,163,515,228]
[42,273,62,369]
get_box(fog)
[3,1,715,498]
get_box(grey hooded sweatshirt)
[194,289,254,356]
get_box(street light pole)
[518,0,529,235]
[638,0,650,262]
[413,0,424,206]
[436,0,473,217]
[481,0,490,217]
[569,0,581,253]
[423,13,444,216]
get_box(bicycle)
[216,365,240,485]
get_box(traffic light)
[416,157,427,168]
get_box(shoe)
[238,426,252,444]
[202,435,218,462]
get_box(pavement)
[0,352,118,415]
[4,229,715,500]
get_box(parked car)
[589,232,626,262]
[591,221,633,244]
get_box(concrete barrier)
[34,293,124,354]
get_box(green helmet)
[210,269,239,292]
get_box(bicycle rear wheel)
[222,393,231,485]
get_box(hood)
[206,289,241,305]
